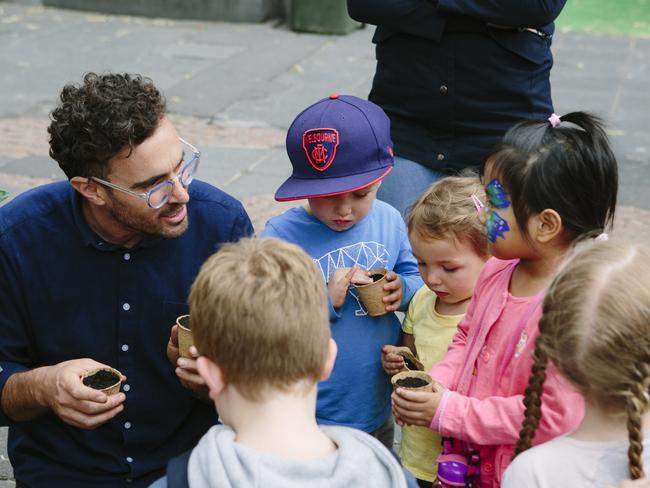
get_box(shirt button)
[126,478,133,484]
[121,344,129,352]
[123,253,131,261]
[126,456,133,463]
[123,384,131,392]
[124,421,132,429]
[122,303,130,311]
[483,462,493,472]
[439,84,448,94]
[437,153,445,161]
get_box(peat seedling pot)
[391,370,433,392]
[82,367,122,396]
[354,267,389,317]
[176,314,194,358]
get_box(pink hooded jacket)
[429,258,584,487]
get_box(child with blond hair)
[504,240,650,487]
[381,176,489,487]
[150,237,417,487]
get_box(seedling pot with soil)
[354,267,390,317]
[176,314,194,358]
[391,370,433,392]
[82,367,122,396]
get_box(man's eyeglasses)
[91,137,200,209]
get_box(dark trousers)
[370,415,396,450]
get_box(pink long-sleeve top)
[429,257,584,487]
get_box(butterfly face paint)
[486,179,510,209]
[484,178,511,243]
[486,211,510,243]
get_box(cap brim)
[274,166,393,202]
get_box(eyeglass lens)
[148,154,199,209]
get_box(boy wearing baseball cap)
[262,95,422,448]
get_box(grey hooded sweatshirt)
[185,424,410,488]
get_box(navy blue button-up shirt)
[0,180,253,487]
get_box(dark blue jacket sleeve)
[437,0,567,28]
[347,0,448,41]
[347,0,566,34]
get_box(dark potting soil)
[178,316,190,329]
[370,273,384,282]
[83,370,119,390]
[395,377,429,388]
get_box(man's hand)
[167,326,208,397]
[392,381,446,428]
[167,324,181,366]
[328,267,367,309]
[42,358,126,429]
[382,272,402,312]
[381,345,410,376]
[175,345,208,394]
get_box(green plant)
[0,189,8,203]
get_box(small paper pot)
[354,267,389,317]
[176,314,194,359]
[82,367,122,396]
[391,371,433,392]
[397,349,424,372]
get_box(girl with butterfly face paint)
[391,112,618,487]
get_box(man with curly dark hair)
[0,72,254,487]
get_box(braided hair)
[512,240,650,479]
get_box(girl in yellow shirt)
[381,176,489,487]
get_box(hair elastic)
[548,113,562,128]
[470,194,485,213]
[595,232,609,242]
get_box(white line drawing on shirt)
[314,241,390,316]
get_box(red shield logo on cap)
[302,128,339,172]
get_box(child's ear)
[532,209,563,243]
[70,176,107,206]
[196,356,227,400]
[319,338,338,381]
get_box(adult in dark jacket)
[347,0,567,218]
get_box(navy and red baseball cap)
[275,94,394,201]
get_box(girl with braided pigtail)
[504,241,650,487]
[392,111,618,488]
[513,338,549,457]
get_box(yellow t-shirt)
[399,285,465,482]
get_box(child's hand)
[382,271,402,312]
[349,268,373,286]
[328,267,358,309]
[381,345,410,376]
[392,381,446,428]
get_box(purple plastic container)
[436,453,468,487]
